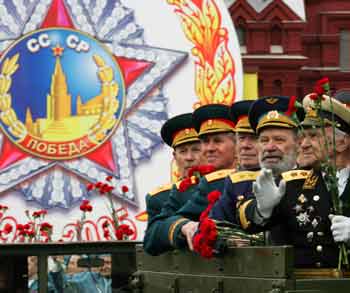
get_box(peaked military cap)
[231,100,255,134]
[249,96,304,134]
[193,104,235,137]
[303,94,350,134]
[161,113,200,148]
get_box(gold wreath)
[0,53,27,140]
[87,54,119,144]
[168,0,236,107]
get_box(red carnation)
[121,185,129,193]
[188,166,200,177]
[3,223,13,234]
[207,190,221,204]
[200,218,216,235]
[40,222,53,231]
[106,175,113,182]
[102,221,109,228]
[115,227,124,240]
[199,207,210,221]
[309,93,319,101]
[103,229,110,239]
[200,244,214,259]
[119,224,134,236]
[197,165,215,175]
[188,165,215,177]
[207,229,218,242]
[313,77,330,96]
[179,177,192,192]
[80,200,93,212]
[193,233,203,252]
[86,183,95,191]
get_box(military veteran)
[237,94,350,268]
[210,96,303,247]
[144,113,202,232]
[210,99,260,223]
[144,104,237,255]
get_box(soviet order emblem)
[0,28,125,160]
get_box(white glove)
[253,168,286,219]
[329,214,350,243]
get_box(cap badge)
[265,97,279,104]
[266,110,279,120]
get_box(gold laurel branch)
[168,0,236,106]
[88,54,120,144]
[0,54,27,140]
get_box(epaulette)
[148,183,173,196]
[175,176,197,188]
[230,170,260,183]
[281,170,311,182]
[205,169,235,182]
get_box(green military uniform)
[143,113,200,254]
[178,100,258,223]
[143,181,199,255]
[210,100,259,222]
[144,104,236,255]
[145,183,174,225]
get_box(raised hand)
[253,168,286,219]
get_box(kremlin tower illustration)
[25,45,108,141]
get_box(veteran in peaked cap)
[302,93,350,134]
[192,103,237,170]
[193,104,236,136]
[231,100,255,134]
[144,113,202,255]
[249,96,304,134]
[231,100,259,171]
[161,113,200,148]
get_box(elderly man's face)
[173,141,202,178]
[236,132,259,170]
[258,128,298,175]
[200,132,236,170]
[300,126,347,168]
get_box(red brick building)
[227,0,350,97]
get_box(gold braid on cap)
[172,128,199,147]
[199,118,235,135]
[256,110,298,132]
[234,116,254,133]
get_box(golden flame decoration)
[168,0,236,107]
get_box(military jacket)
[145,183,173,225]
[143,181,197,255]
[175,169,235,220]
[210,170,260,223]
[238,169,350,268]
[143,169,233,255]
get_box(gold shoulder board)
[230,170,260,183]
[205,169,235,182]
[281,170,311,182]
[174,176,198,188]
[149,183,173,196]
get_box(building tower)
[46,54,72,121]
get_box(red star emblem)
[52,44,64,56]
[0,0,152,172]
